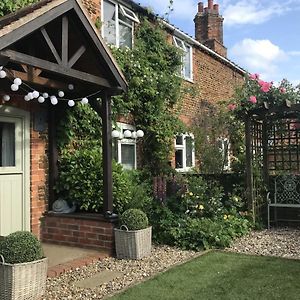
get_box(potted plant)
[114,209,152,259]
[0,231,48,300]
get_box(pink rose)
[258,80,265,87]
[280,87,286,94]
[260,82,272,93]
[228,103,237,111]
[249,96,257,104]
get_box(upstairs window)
[175,134,195,172]
[102,0,139,48]
[173,36,193,81]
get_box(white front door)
[0,106,30,236]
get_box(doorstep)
[43,243,111,278]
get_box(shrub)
[120,209,149,230]
[0,231,44,264]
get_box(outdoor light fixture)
[11,84,19,91]
[123,130,132,138]
[3,95,10,101]
[38,96,45,103]
[58,90,65,98]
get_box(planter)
[114,226,152,259]
[0,256,48,300]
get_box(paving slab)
[43,243,101,267]
[73,271,123,288]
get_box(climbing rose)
[280,87,286,93]
[249,96,257,104]
[260,82,272,93]
[249,73,259,80]
[228,103,237,111]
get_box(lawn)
[111,251,300,300]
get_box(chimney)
[194,0,227,57]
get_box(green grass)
[111,251,300,300]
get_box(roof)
[121,0,246,75]
[0,0,128,92]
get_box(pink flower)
[249,96,257,104]
[250,73,260,80]
[280,87,286,94]
[228,103,237,111]
[260,82,272,93]
[258,80,265,87]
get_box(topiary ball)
[120,209,149,230]
[0,231,44,264]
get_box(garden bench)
[267,175,300,228]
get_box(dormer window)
[173,36,193,81]
[102,0,139,48]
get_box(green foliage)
[120,209,149,230]
[0,0,39,16]
[0,231,43,264]
[147,175,252,250]
[191,100,245,174]
[110,19,184,174]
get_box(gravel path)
[228,228,300,259]
[42,245,198,300]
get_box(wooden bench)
[267,175,300,228]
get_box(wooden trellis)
[245,102,300,221]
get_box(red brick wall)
[41,214,116,252]
[0,95,48,238]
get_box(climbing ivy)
[0,0,40,16]
[111,19,184,174]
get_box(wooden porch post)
[101,90,116,218]
[245,115,255,221]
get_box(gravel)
[43,228,300,299]
[42,245,199,300]
[227,227,300,259]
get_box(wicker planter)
[0,256,48,300]
[114,226,152,259]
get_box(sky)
[136,0,300,85]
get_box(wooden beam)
[62,16,69,67]
[262,118,270,188]
[101,91,114,215]
[40,27,62,65]
[245,116,255,222]
[68,45,86,68]
[10,69,67,90]
[1,49,112,88]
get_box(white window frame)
[173,36,193,82]
[114,122,137,170]
[218,137,231,171]
[101,0,139,48]
[175,133,195,172]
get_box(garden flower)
[223,215,228,220]
[199,204,204,210]
[249,73,259,80]
[228,103,237,111]
[280,87,286,94]
[189,192,193,196]
[249,96,257,104]
[260,82,272,93]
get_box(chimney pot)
[208,0,214,10]
[198,2,204,13]
[213,4,219,13]
[204,7,208,13]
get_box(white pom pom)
[28,92,34,100]
[81,97,89,104]
[58,91,64,98]
[68,100,75,107]
[0,70,7,79]
[11,84,19,91]
[32,91,39,98]
[50,96,58,105]
[14,78,22,86]
[38,96,45,103]
[3,95,10,101]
